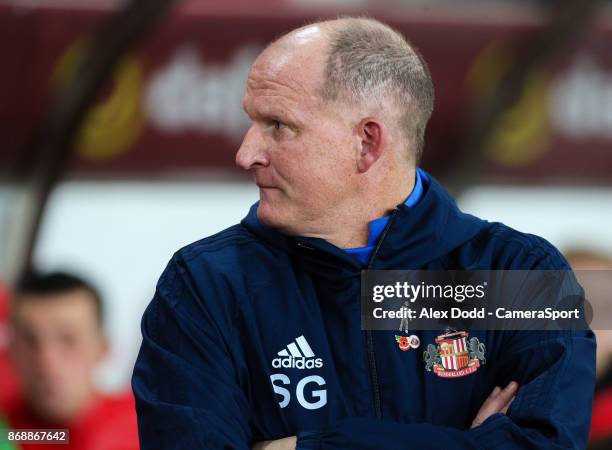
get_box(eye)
[265,118,294,138]
[271,120,287,131]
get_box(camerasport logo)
[272,335,323,369]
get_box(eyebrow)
[243,100,300,124]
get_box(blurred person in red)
[0,279,19,412]
[2,271,139,450]
[566,250,612,449]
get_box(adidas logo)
[272,335,323,370]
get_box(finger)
[477,386,504,415]
[267,437,295,450]
[471,382,519,428]
[500,395,516,415]
[471,387,501,428]
[284,436,297,450]
[496,381,519,408]
[483,382,518,417]
[252,437,297,450]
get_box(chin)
[256,202,292,232]
[257,202,279,226]
[32,400,71,423]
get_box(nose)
[33,342,62,378]
[236,125,269,170]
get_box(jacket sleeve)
[296,329,595,450]
[131,256,251,450]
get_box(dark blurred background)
[0,0,611,448]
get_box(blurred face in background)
[9,289,107,423]
[236,26,360,237]
[567,252,612,380]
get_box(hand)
[470,381,518,428]
[253,436,297,450]
[251,384,518,445]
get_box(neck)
[315,167,416,249]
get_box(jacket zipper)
[364,209,399,419]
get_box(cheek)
[59,338,102,368]
[274,132,356,198]
[11,338,39,365]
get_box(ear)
[356,118,385,173]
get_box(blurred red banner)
[1,3,611,183]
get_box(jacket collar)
[240,172,486,276]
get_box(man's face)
[9,290,106,423]
[236,28,359,236]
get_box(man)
[0,279,19,413]
[565,250,612,448]
[3,271,139,450]
[133,17,595,449]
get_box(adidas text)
[272,356,323,370]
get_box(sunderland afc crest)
[423,330,486,378]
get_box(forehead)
[13,290,99,330]
[243,37,327,113]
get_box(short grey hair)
[320,18,435,163]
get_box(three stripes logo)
[272,335,323,370]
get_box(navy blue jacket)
[132,175,595,449]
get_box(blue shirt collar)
[345,168,427,265]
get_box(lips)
[254,170,278,189]
[256,182,280,190]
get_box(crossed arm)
[133,259,595,450]
[254,382,518,450]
